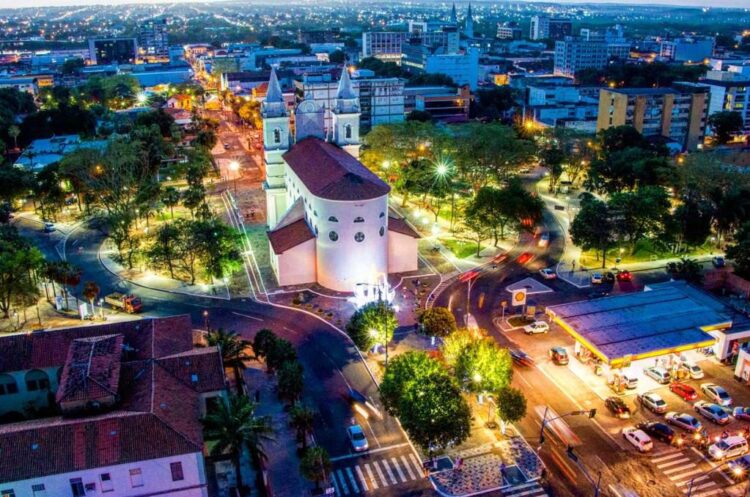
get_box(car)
[636,422,675,444]
[43,222,55,233]
[347,424,369,452]
[665,412,703,433]
[728,454,750,481]
[669,382,698,401]
[622,427,653,452]
[539,268,557,280]
[603,272,615,283]
[644,367,671,384]
[713,256,726,268]
[734,406,750,421]
[517,252,533,265]
[679,362,704,379]
[591,273,603,284]
[605,396,631,419]
[708,435,748,461]
[538,233,550,248]
[701,383,732,406]
[524,321,549,334]
[549,347,569,365]
[694,401,731,425]
[616,270,633,282]
[493,253,509,264]
[638,392,668,414]
[509,348,534,367]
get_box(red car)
[670,382,698,401]
[517,252,533,265]
[617,270,632,282]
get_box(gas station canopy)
[547,282,725,367]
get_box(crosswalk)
[331,452,424,495]
[503,481,549,497]
[651,450,723,497]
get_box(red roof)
[283,138,390,201]
[388,214,420,238]
[56,334,124,405]
[268,219,315,254]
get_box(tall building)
[497,22,523,40]
[88,38,138,65]
[465,3,474,39]
[530,16,572,41]
[402,40,479,90]
[597,85,709,151]
[554,39,610,78]
[361,32,409,62]
[660,37,715,63]
[138,18,169,58]
[262,69,419,291]
[695,72,750,138]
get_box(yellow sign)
[512,289,527,307]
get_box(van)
[709,436,748,461]
[621,371,638,389]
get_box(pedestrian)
[254,389,260,403]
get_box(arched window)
[328,216,338,222]
[273,128,281,144]
[379,226,385,237]
[354,232,365,243]
[353,217,365,223]
[379,212,385,218]
[314,226,319,236]
[0,374,18,395]
[329,231,339,242]
[313,210,318,217]
[25,369,50,392]
[345,124,352,140]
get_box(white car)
[701,383,732,406]
[591,273,603,284]
[638,392,667,414]
[680,362,704,379]
[622,427,653,453]
[539,268,557,280]
[524,321,549,334]
[347,424,369,452]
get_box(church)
[261,68,420,292]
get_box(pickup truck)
[105,293,142,313]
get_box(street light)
[686,459,738,497]
[203,310,209,332]
[229,160,240,195]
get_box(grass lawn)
[441,238,479,259]
[578,239,718,268]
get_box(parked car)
[679,362,704,380]
[701,383,732,406]
[638,392,668,414]
[622,427,653,452]
[713,256,726,268]
[605,397,631,419]
[591,273,603,284]
[524,321,549,334]
[347,424,369,452]
[669,382,698,401]
[636,422,675,444]
[539,268,557,280]
[548,347,569,365]
[694,401,731,425]
[733,406,750,421]
[728,454,750,481]
[665,412,703,433]
[616,270,632,282]
[708,435,748,461]
[603,272,615,283]
[43,222,55,233]
[644,366,670,384]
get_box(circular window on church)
[379,226,385,237]
[354,232,365,243]
[329,231,338,242]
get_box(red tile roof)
[268,219,315,255]
[56,334,124,405]
[283,137,390,201]
[388,214,420,239]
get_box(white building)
[262,69,419,292]
[530,16,572,41]
[554,39,610,78]
[362,32,409,62]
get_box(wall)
[273,238,317,287]
[388,232,418,273]
[0,367,59,417]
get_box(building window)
[100,473,113,493]
[130,468,144,488]
[1,490,15,497]
[171,461,185,481]
[70,479,85,497]
[0,374,18,395]
[329,231,339,242]
[354,232,365,243]
[315,226,319,236]
[31,484,46,497]
[273,128,281,144]
[380,226,385,237]
[313,210,318,217]
[353,217,365,223]
[328,216,338,222]
[345,124,352,139]
[379,212,385,218]
[25,370,49,392]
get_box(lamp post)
[687,459,741,497]
[203,310,209,332]
[228,160,240,195]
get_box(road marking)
[669,468,704,481]
[683,483,718,493]
[330,442,411,461]
[663,462,696,474]
[401,455,416,480]
[231,311,263,322]
[392,457,407,482]
[364,463,378,489]
[345,467,359,494]
[336,470,350,495]
[693,490,723,497]
[408,453,423,476]
[676,475,708,487]
[381,458,398,485]
[355,466,368,491]
[689,447,734,485]
[331,470,342,495]
[657,457,691,469]
[652,452,686,463]
[512,487,548,497]
[373,460,388,487]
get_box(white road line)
[512,488,547,497]
[689,447,734,485]
[408,453,423,476]
[331,470,342,495]
[373,460,388,487]
[653,452,686,463]
[676,475,708,487]
[330,443,410,462]
[663,463,696,475]
[231,311,263,322]
[658,457,692,469]
[355,466,369,492]
[694,490,723,497]
[365,464,378,489]
[336,469,350,495]
[381,459,399,485]
[392,457,407,483]
[346,467,359,494]
[682,483,718,493]
[669,468,704,481]
[401,455,416,480]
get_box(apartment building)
[530,16,572,41]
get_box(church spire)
[266,67,283,104]
[451,2,457,24]
[465,2,474,38]
[336,66,356,100]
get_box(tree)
[540,147,565,192]
[708,111,744,145]
[728,222,750,279]
[495,387,527,435]
[201,395,274,493]
[380,351,444,416]
[161,186,181,219]
[462,208,491,257]
[447,337,513,393]
[277,360,304,405]
[406,110,432,122]
[345,300,397,352]
[265,337,297,373]
[252,328,278,361]
[299,446,332,490]
[147,223,181,279]
[608,186,671,253]
[0,226,44,318]
[207,328,252,388]
[328,50,346,64]
[419,307,457,338]
[570,198,616,268]
[7,125,19,150]
[289,405,316,450]
[82,281,100,315]
[666,257,704,284]
[45,260,81,309]
[187,218,243,282]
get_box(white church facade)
[261,68,420,292]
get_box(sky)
[0,0,748,9]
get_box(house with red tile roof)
[0,315,226,497]
[262,68,419,291]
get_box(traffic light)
[589,408,597,419]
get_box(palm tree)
[8,125,19,151]
[201,395,274,494]
[289,405,316,451]
[299,446,332,491]
[207,328,253,390]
